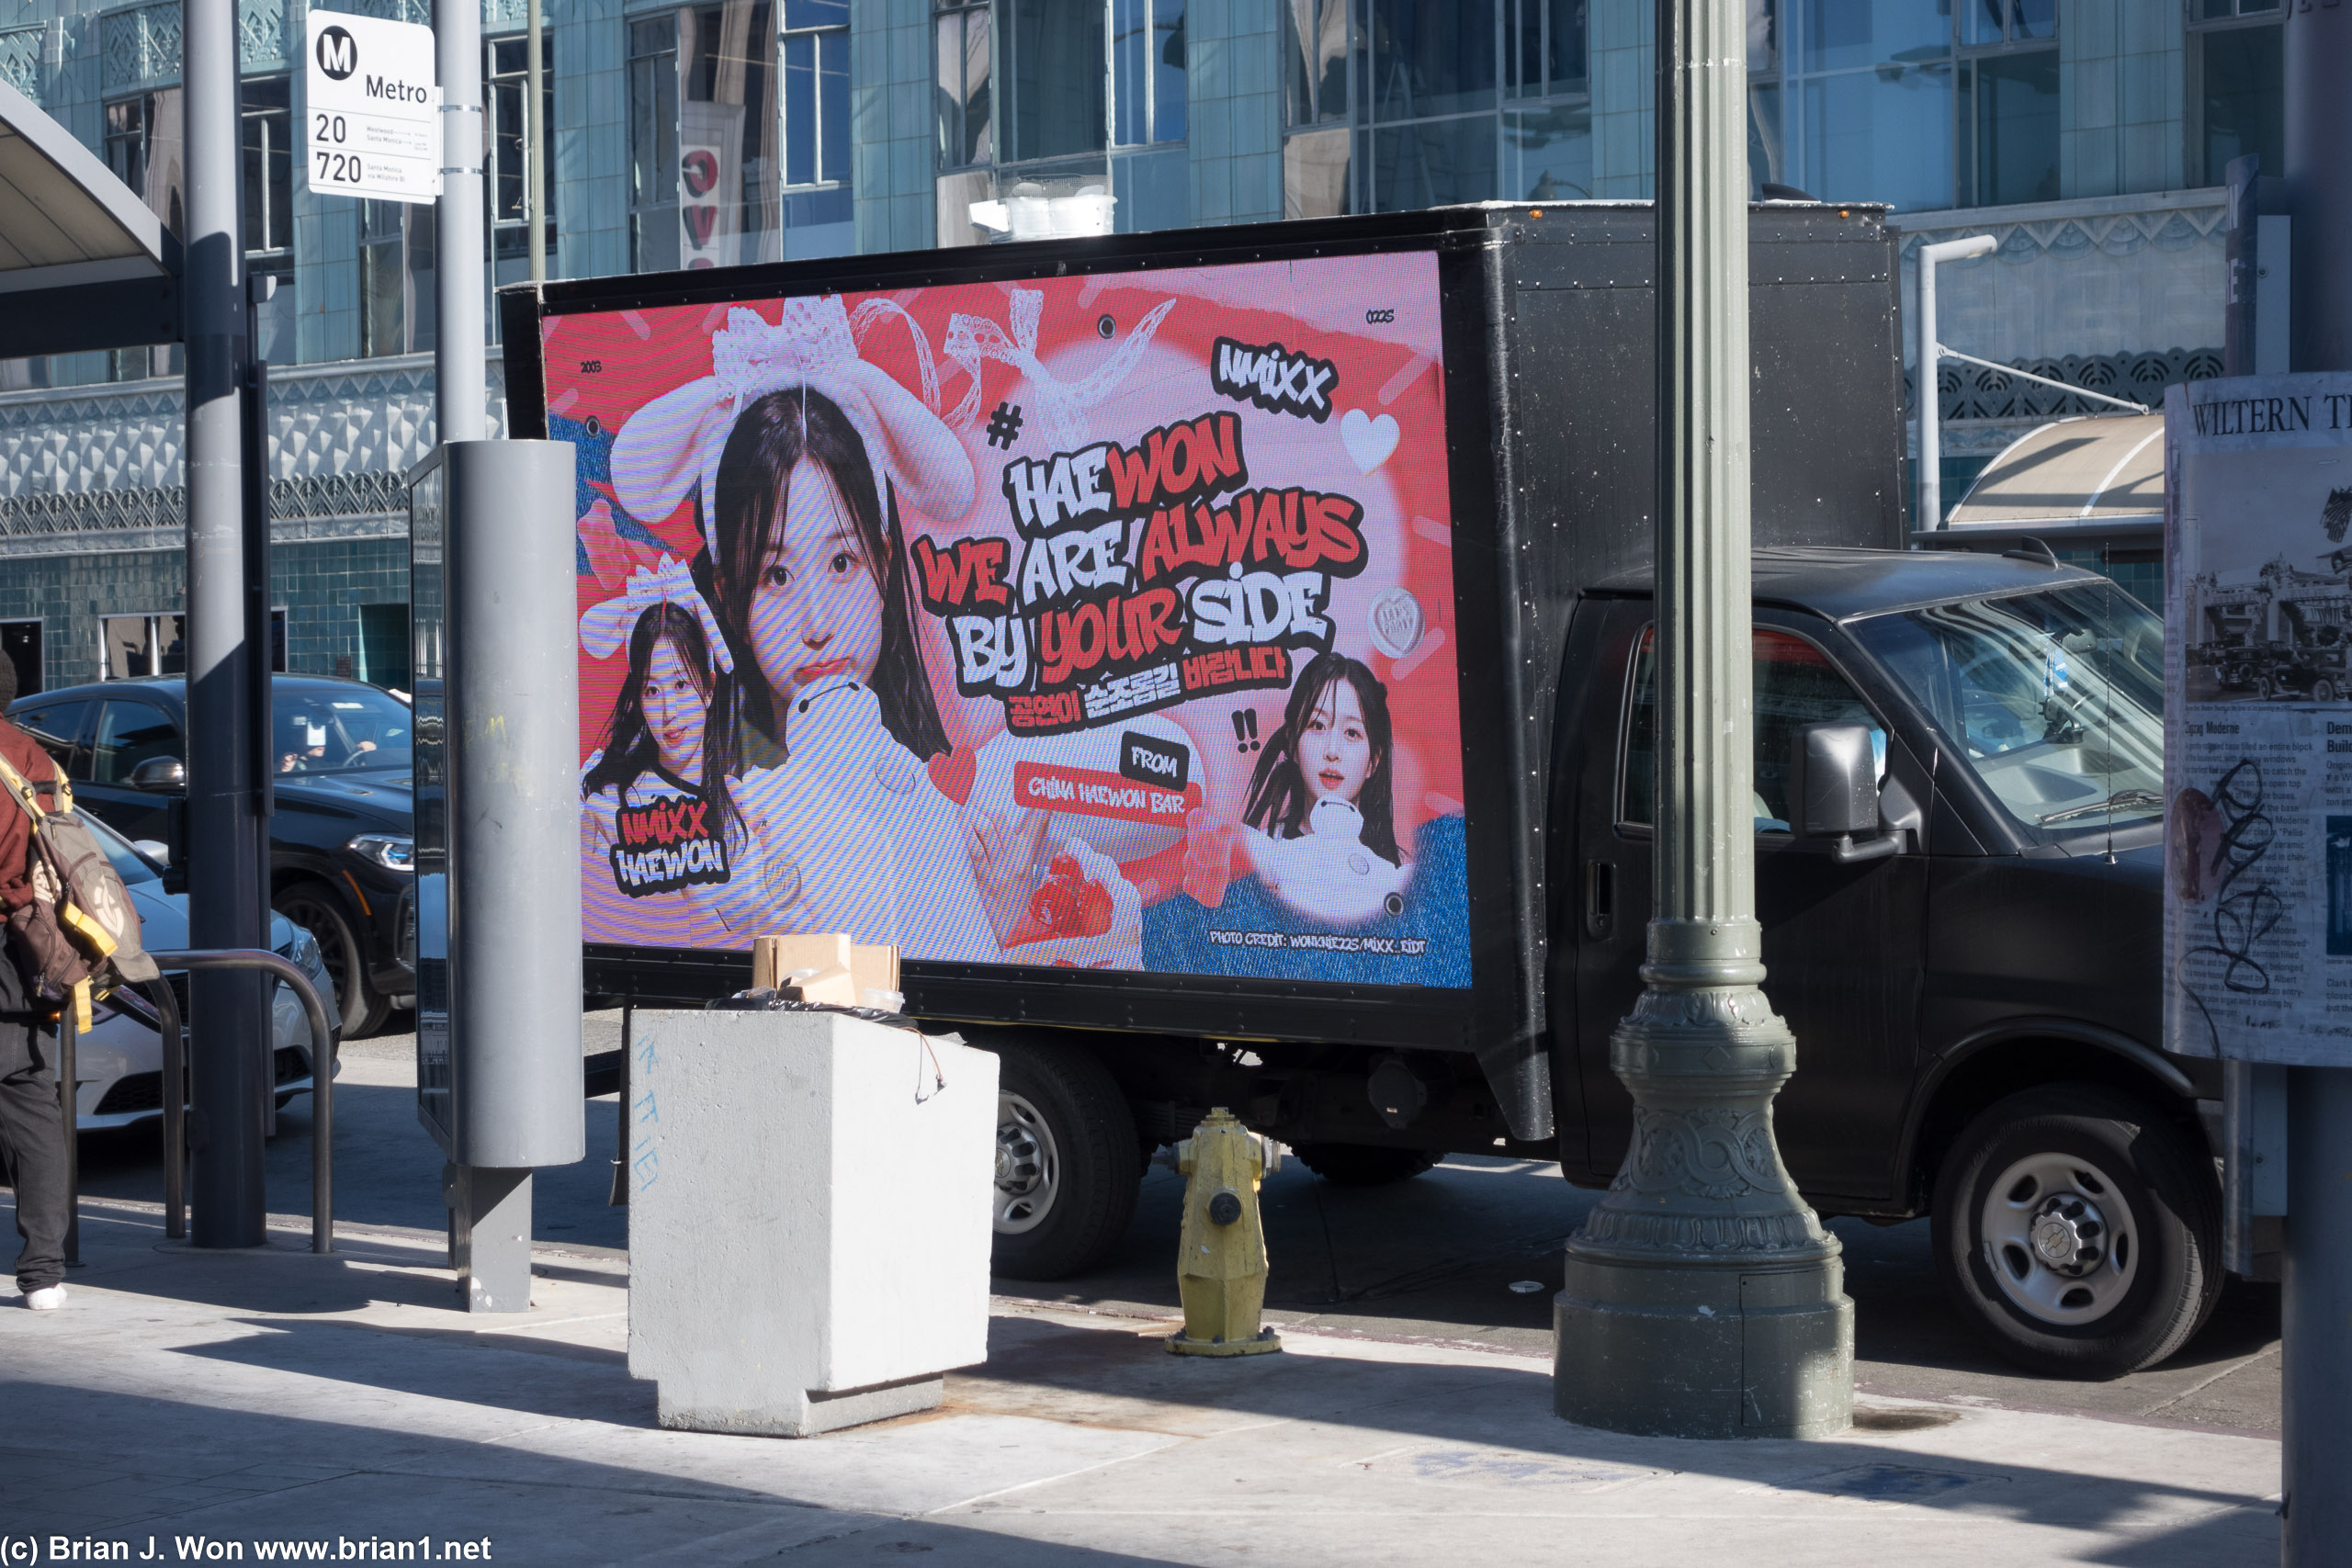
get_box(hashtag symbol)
[984,401,1024,450]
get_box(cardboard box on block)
[626,1009,997,1436]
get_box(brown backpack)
[0,750,160,1029]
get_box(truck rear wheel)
[1294,1143,1441,1186]
[1930,1085,2221,1379]
[978,1034,1142,1281]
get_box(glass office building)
[0,0,2282,686]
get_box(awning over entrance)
[1937,412,2166,540]
[0,78,179,358]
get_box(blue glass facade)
[0,0,2284,689]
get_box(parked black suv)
[10,675,417,1035]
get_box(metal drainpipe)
[1914,234,1996,532]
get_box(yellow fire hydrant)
[1167,1108,1283,1357]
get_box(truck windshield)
[1849,582,2165,834]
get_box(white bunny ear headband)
[579,555,736,675]
[608,295,978,555]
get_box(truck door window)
[1620,626,1885,831]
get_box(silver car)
[70,815,343,1132]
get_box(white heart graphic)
[1341,408,1400,474]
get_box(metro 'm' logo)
[314,25,356,79]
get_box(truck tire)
[1930,1085,2222,1379]
[1294,1143,1441,1186]
[981,1035,1142,1281]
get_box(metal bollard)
[1167,1107,1283,1357]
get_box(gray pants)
[0,962,65,1292]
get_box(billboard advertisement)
[548,252,1471,987]
[2164,371,2352,1063]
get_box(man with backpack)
[0,657,68,1308]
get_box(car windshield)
[273,687,413,775]
[1849,581,2165,835]
[82,810,161,886]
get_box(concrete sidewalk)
[4,1197,2280,1567]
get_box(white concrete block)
[626,1009,999,1436]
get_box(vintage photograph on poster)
[546,254,1472,988]
[2165,372,2352,1064]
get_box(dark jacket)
[0,716,60,914]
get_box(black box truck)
[503,202,2211,1378]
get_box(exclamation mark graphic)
[1232,710,1261,753]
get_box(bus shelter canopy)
[0,77,178,358]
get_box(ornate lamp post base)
[1554,928,1853,1439]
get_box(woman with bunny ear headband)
[579,558,742,897]
[609,299,1001,958]
[610,298,976,764]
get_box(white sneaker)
[22,1284,65,1311]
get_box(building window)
[360,199,435,358]
[104,91,183,235]
[1743,0,2058,213]
[2192,1,2284,186]
[629,16,680,272]
[781,0,854,247]
[488,36,559,267]
[1284,0,1595,217]
[628,4,781,272]
[243,75,296,361]
[101,90,185,380]
[935,1,992,170]
[935,0,1187,243]
[101,614,186,680]
[242,77,292,256]
[1959,4,2058,208]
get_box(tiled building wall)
[554,0,629,284]
[1589,0,1653,199]
[0,538,410,692]
[851,0,933,256]
[0,549,185,693]
[2060,0,2185,201]
[1187,0,1282,226]
[273,536,414,675]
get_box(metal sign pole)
[1553,0,1852,1439]
[184,0,268,1247]
[436,0,487,442]
[2279,6,2352,1557]
[526,0,545,284]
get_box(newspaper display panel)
[2165,371,2352,1064]
[549,254,1472,988]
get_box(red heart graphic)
[681,150,719,197]
[684,206,718,248]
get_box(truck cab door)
[1570,604,1928,1203]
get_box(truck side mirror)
[1790,723,1898,863]
[130,756,187,794]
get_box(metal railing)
[138,950,337,1254]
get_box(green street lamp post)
[1551,0,1855,1440]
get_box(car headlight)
[346,833,416,872]
[279,925,322,975]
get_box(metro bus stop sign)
[304,10,442,205]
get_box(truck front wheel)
[1930,1085,2222,1379]
[979,1034,1143,1282]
